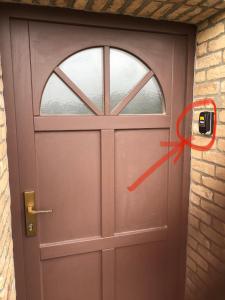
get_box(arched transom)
[41,47,165,116]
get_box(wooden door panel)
[115,242,167,300]
[115,129,168,233]
[8,14,195,300]
[42,251,102,300]
[36,131,101,243]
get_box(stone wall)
[0,57,15,300]
[185,10,225,300]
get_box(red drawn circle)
[176,98,217,151]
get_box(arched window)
[40,47,165,115]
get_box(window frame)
[40,46,166,116]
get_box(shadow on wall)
[205,276,225,300]
[187,272,225,300]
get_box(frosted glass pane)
[120,77,165,115]
[59,48,103,110]
[40,74,93,115]
[110,48,149,110]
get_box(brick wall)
[185,10,225,300]
[1,0,225,24]
[0,57,16,300]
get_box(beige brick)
[206,0,225,7]
[0,142,7,161]
[106,0,124,13]
[192,122,201,134]
[0,93,4,110]
[0,111,6,127]
[191,182,213,201]
[197,22,224,44]
[186,277,196,294]
[194,70,206,82]
[38,0,51,5]
[198,245,225,272]
[216,94,225,108]
[190,193,201,206]
[196,51,221,69]
[125,0,142,14]
[191,170,201,183]
[219,110,225,122]
[212,218,225,236]
[197,19,209,31]
[167,5,191,20]
[51,0,68,7]
[200,222,225,247]
[211,243,225,263]
[196,42,208,57]
[203,151,225,166]
[221,80,225,93]
[192,135,216,150]
[214,192,225,208]
[138,2,161,17]
[190,202,212,224]
[193,98,215,109]
[193,110,201,121]
[188,236,198,249]
[194,81,219,96]
[191,149,202,159]
[212,10,225,23]
[92,0,108,11]
[0,71,15,299]
[1,125,6,141]
[151,3,174,19]
[186,0,202,5]
[73,0,88,9]
[207,65,225,80]
[192,158,215,176]
[209,34,225,52]
[216,2,225,9]
[223,50,225,63]
[0,80,3,93]
[178,7,202,22]
[216,166,225,180]
[196,266,210,285]
[189,224,210,248]
[190,8,217,25]
[187,257,197,272]
[217,138,225,151]
[188,246,208,271]
[203,0,223,7]
[192,135,215,152]
[202,176,225,194]
[0,161,4,178]
[189,214,200,229]
[201,199,225,222]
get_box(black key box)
[199,112,214,135]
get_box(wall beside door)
[0,56,15,300]
[186,10,225,300]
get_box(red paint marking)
[128,98,217,192]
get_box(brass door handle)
[24,191,53,237]
[27,205,53,215]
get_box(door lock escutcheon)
[24,191,53,237]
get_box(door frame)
[0,4,196,300]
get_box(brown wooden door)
[9,14,194,300]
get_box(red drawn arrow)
[128,98,217,192]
